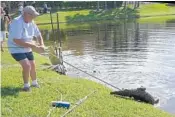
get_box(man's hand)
[32,46,46,54]
[37,35,45,47]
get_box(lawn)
[35,3,175,23]
[35,10,91,30]
[138,3,175,17]
[35,9,90,24]
[138,15,175,23]
[34,3,175,30]
[138,3,175,23]
[37,22,91,30]
[1,46,173,117]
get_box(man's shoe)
[22,87,31,92]
[31,84,40,88]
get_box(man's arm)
[36,34,44,46]
[33,23,45,47]
[13,39,36,48]
[14,39,45,53]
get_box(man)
[0,5,7,52]
[18,4,23,15]
[8,6,45,91]
[32,1,36,8]
[43,2,48,13]
[2,3,11,39]
[4,5,11,22]
[2,3,11,22]
[23,1,27,7]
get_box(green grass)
[1,46,173,117]
[138,15,175,23]
[35,10,90,24]
[9,3,175,30]
[38,22,91,30]
[34,3,175,30]
[139,3,175,17]
[35,10,91,30]
[35,8,136,30]
[137,3,175,23]
[35,8,136,24]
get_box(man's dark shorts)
[11,52,34,61]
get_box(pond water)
[41,19,175,114]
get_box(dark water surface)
[41,20,175,114]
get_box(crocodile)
[110,87,159,105]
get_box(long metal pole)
[50,10,58,56]
[56,13,61,47]
[56,13,63,64]
[50,10,55,42]
[63,60,121,91]
[61,90,97,117]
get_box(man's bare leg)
[1,41,4,52]
[29,60,36,80]
[29,60,39,87]
[19,59,31,91]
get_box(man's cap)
[23,6,39,17]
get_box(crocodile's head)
[137,86,146,91]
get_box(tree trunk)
[132,1,135,8]
[114,1,116,8]
[105,1,107,10]
[123,1,125,8]
[134,1,137,9]
[97,1,99,11]
[7,1,11,13]
[123,1,127,10]
[137,2,140,8]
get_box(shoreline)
[36,14,175,25]
[1,47,173,117]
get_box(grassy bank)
[138,15,175,23]
[138,3,175,17]
[34,3,175,30]
[1,45,173,117]
[138,3,175,23]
